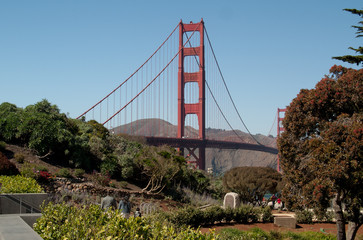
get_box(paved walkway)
[0,215,43,240]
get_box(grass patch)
[218,227,336,240]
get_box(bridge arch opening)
[183,55,200,73]
[184,113,199,138]
[183,31,200,48]
[184,82,199,104]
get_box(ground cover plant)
[218,227,336,240]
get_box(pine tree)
[333,9,363,66]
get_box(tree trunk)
[346,221,361,240]
[346,206,362,240]
[332,193,346,240]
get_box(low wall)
[274,216,297,229]
[0,193,48,214]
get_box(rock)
[223,192,240,209]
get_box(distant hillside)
[113,119,278,174]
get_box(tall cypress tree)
[333,9,363,66]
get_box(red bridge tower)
[277,108,286,172]
[177,19,206,169]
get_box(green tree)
[137,145,185,194]
[333,9,363,66]
[17,99,73,158]
[223,166,282,203]
[278,66,362,240]
[0,102,22,142]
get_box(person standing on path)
[101,195,117,210]
[118,195,131,218]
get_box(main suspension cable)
[77,23,180,119]
[204,26,262,145]
[103,22,202,125]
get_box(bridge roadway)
[146,137,278,155]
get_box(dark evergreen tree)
[223,166,282,203]
[278,66,363,240]
[333,9,363,66]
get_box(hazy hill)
[113,119,278,174]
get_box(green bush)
[0,175,43,193]
[20,163,37,178]
[203,206,224,225]
[119,181,128,188]
[234,205,258,224]
[170,205,204,227]
[314,208,335,223]
[259,206,274,223]
[34,202,217,240]
[296,210,314,224]
[57,168,72,178]
[73,168,85,178]
[0,141,6,152]
[35,165,48,172]
[100,155,119,177]
[91,171,110,186]
[158,204,266,228]
[223,207,234,223]
[14,153,25,163]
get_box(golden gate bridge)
[77,19,284,170]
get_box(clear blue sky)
[1,0,361,136]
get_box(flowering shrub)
[36,170,54,183]
[91,171,111,186]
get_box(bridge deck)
[146,137,278,154]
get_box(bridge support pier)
[184,147,205,170]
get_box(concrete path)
[0,215,43,240]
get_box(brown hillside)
[113,119,278,173]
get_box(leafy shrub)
[119,181,128,188]
[0,152,19,176]
[234,205,258,224]
[34,202,217,240]
[35,165,48,172]
[73,168,85,178]
[170,205,204,227]
[14,153,25,163]
[296,209,314,224]
[109,181,116,188]
[36,170,54,183]
[157,204,266,228]
[314,208,335,223]
[0,175,43,193]
[100,155,119,177]
[223,207,234,223]
[0,141,6,152]
[324,210,335,223]
[57,168,72,178]
[203,206,224,225]
[20,163,37,178]
[91,171,110,186]
[259,206,273,223]
[180,186,220,207]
